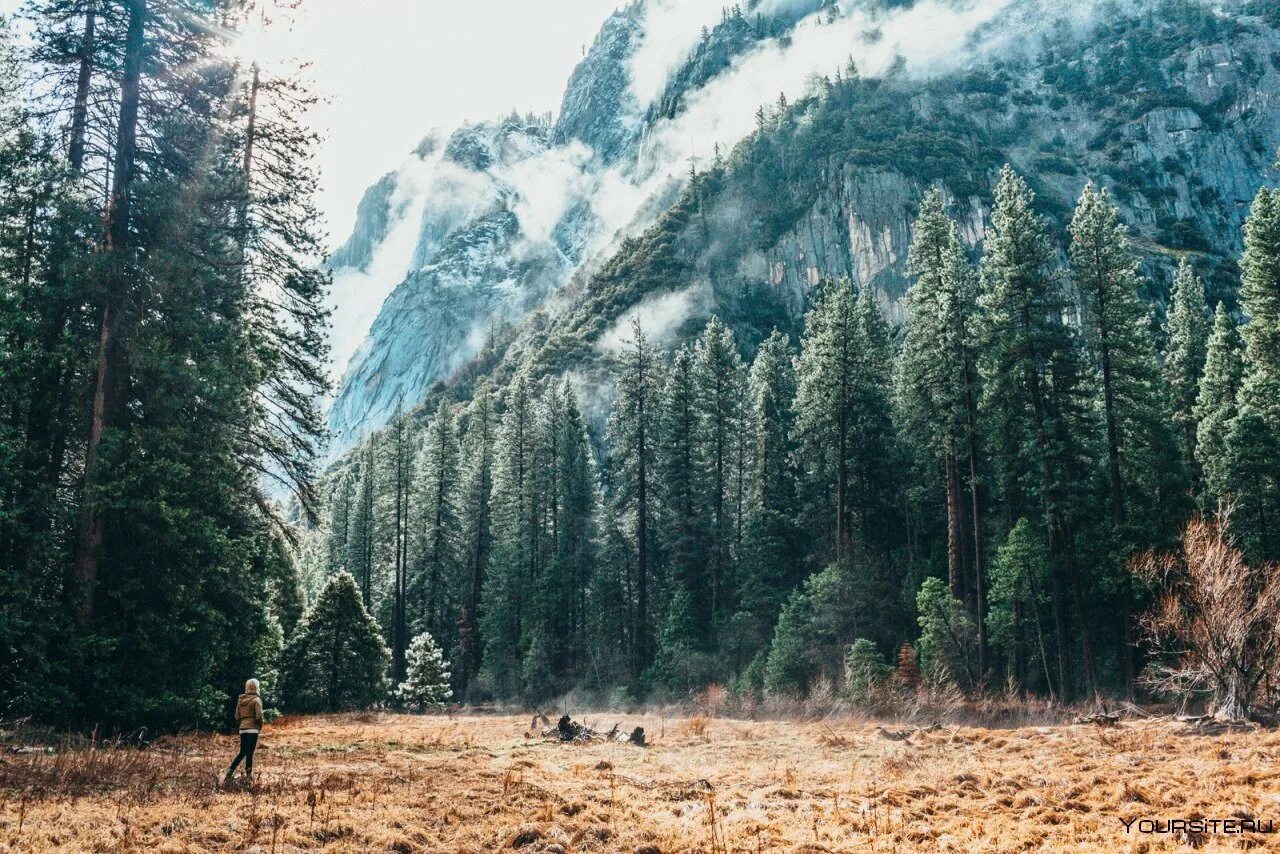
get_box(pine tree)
[692,316,748,631]
[986,518,1055,698]
[843,638,889,704]
[763,584,816,696]
[606,318,660,677]
[1070,182,1182,696]
[0,0,333,729]
[1225,187,1280,561]
[326,472,356,574]
[1164,259,1210,480]
[482,370,540,695]
[71,0,147,616]
[348,445,378,605]
[899,188,987,675]
[396,631,453,711]
[542,379,597,679]
[737,330,799,658]
[280,571,390,713]
[0,0,334,728]
[0,17,92,714]
[795,281,896,564]
[852,286,900,546]
[409,401,461,644]
[383,407,413,684]
[1195,305,1244,501]
[656,345,708,633]
[915,576,977,688]
[456,383,495,694]
[979,166,1097,703]
[231,1,331,521]
[647,588,707,697]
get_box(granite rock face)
[325,117,570,451]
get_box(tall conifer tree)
[1164,259,1210,481]
[1225,187,1280,560]
[606,319,660,676]
[692,316,747,630]
[979,166,1098,702]
[1195,305,1245,502]
[410,401,461,645]
[899,188,987,675]
[1070,183,1182,696]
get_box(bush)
[894,643,921,693]
[648,589,716,698]
[1133,507,1280,722]
[916,577,978,690]
[520,633,554,705]
[843,639,890,705]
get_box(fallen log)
[541,715,645,746]
[875,727,913,742]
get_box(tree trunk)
[1097,295,1134,700]
[73,0,146,622]
[963,368,988,684]
[68,3,97,174]
[945,452,964,600]
[392,416,408,685]
[635,388,649,675]
[1024,564,1056,700]
[835,362,850,562]
[1064,526,1104,705]
[243,63,260,177]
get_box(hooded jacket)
[235,692,265,732]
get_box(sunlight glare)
[229,2,294,67]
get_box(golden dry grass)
[1,712,1279,851]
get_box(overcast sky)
[294,0,621,242]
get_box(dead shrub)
[680,717,711,739]
[0,741,212,801]
[696,684,729,716]
[1132,506,1280,722]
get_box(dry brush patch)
[1,713,1278,851]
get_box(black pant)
[228,731,258,777]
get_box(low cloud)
[328,141,444,375]
[628,0,727,108]
[595,281,710,354]
[497,140,597,245]
[637,0,1022,180]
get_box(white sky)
[296,0,622,243]
[0,0,622,243]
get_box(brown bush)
[1132,504,1280,722]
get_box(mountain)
[325,0,1280,457]
[324,0,830,455]
[325,117,573,443]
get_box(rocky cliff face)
[762,19,1280,319]
[325,117,572,450]
[551,6,645,166]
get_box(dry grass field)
[1,711,1279,852]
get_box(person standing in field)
[225,678,264,783]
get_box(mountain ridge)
[324,0,1280,464]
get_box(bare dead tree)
[1132,504,1280,722]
